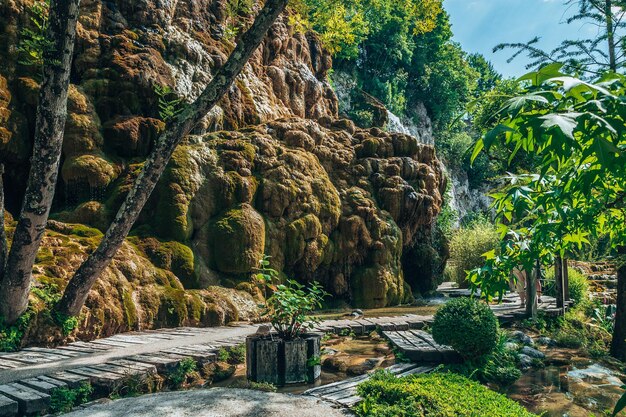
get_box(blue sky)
[445,0,602,78]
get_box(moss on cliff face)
[1,218,260,349]
[0,0,446,314]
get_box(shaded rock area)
[4,219,259,346]
[0,0,446,342]
[62,388,352,417]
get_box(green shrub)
[228,343,246,364]
[168,358,197,387]
[355,371,537,417]
[475,332,521,387]
[543,267,589,307]
[49,383,93,414]
[448,222,499,288]
[432,298,498,360]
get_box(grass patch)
[355,371,538,417]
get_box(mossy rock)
[61,152,119,189]
[136,238,199,289]
[209,204,265,274]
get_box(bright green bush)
[355,371,537,417]
[448,222,499,288]
[432,298,498,360]
[543,267,589,307]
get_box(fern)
[153,85,185,122]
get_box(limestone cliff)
[0,0,445,342]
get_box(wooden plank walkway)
[0,289,566,416]
[303,363,435,407]
[382,329,462,363]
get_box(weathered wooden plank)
[0,383,50,416]
[0,393,18,417]
[68,341,112,351]
[19,376,67,394]
[126,354,185,373]
[22,347,84,358]
[46,371,90,389]
[284,340,307,384]
[0,351,69,365]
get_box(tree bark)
[526,261,539,318]
[555,255,564,310]
[57,0,290,318]
[0,0,81,324]
[606,0,617,71]
[611,247,626,361]
[0,165,7,283]
[563,257,570,301]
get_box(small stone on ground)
[62,388,352,417]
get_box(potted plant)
[246,257,327,385]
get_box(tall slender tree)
[57,0,290,317]
[0,164,7,284]
[0,0,82,324]
[495,0,626,75]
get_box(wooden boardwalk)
[303,363,435,407]
[382,330,461,363]
[0,290,566,416]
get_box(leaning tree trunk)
[0,165,7,282]
[606,0,617,72]
[610,247,626,361]
[0,0,81,324]
[57,0,290,317]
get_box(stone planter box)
[246,333,321,386]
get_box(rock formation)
[0,0,445,343]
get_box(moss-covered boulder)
[209,204,265,275]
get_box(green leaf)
[517,63,565,85]
[539,113,578,141]
[470,138,484,163]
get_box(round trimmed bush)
[432,298,498,360]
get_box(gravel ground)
[62,388,354,417]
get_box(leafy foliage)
[262,279,328,340]
[49,383,93,414]
[154,85,185,122]
[432,298,499,360]
[168,358,197,387]
[17,0,56,78]
[255,256,328,340]
[543,267,590,307]
[448,221,499,287]
[468,64,626,302]
[354,371,537,417]
[293,0,442,59]
[0,309,34,352]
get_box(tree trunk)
[563,257,570,302]
[611,247,626,361]
[0,0,81,324]
[555,254,564,310]
[0,164,7,283]
[57,0,290,318]
[526,261,539,318]
[606,0,617,71]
